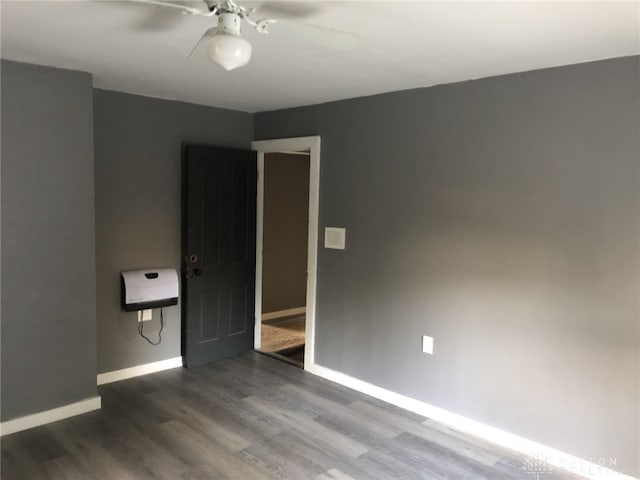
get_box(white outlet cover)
[138,309,153,322]
[422,335,434,355]
[324,227,346,250]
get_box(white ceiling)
[2,1,638,112]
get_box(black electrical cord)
[138,307,164,345]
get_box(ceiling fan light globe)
[207,34,252,71]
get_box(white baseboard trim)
[306,362,637,480]
[97,356,183,386]
[0,396,101,437]
[261,307,306,321]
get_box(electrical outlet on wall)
[324,227,346,250]
[138,309,153,322]
[422,335,434,355]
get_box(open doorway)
[252,136,320,371]
[259,152,309,365]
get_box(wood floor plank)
[421,418,529,459]
[150,370,286,439]
[1,352,575,480]
[392,431,512,480]
[265,429,377,480]
[350,400,431,435]
[44,416,139,480]
[317,468,356,480]
[355,449,435,480]
[94,413,190,480]
[147,391,253,453]
[238,433,327,479]
[242,395,370,458]
[1,437,50,480]
[40,455,91,480]
[279,383,402,438]
[157,419,270,480]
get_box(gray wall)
[262,153,309,313]
[1,60,97,420]
[94,89,253,374]
[255,56,640,476]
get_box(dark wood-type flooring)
[1,353,581,480]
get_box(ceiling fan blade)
[188,26,217,59]
[265,19,358,51]
[127,0,211,17]
[135,7,183,31]
[253,1,323,20]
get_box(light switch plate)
[422,335,434,355]
[324,227,346,250]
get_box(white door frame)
[251,136,321,371]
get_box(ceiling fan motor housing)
[217,11,242,36]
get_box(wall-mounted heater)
[120,268,179,312]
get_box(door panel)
[200,293,219,341]
[183,145,256,368]
[229,286,248,335]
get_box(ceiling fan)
[129,0,358,71]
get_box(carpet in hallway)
[261,315,305,353]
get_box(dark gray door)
[183,145,257,368]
